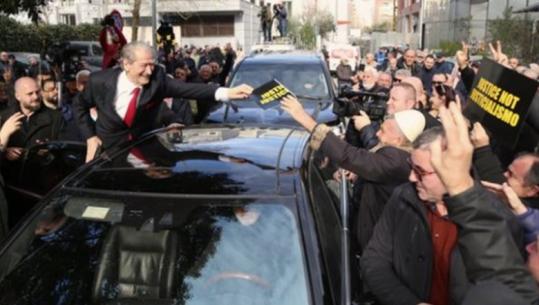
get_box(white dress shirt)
[114,71,142,119]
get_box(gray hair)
[75,69,90,81]
[412,126,445,150]
[120,41,156,63]
[528,161,539,187]
[516,153,539,186]
[395,69,412,78]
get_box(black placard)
[464,58,539,148]
[252,79,295,109]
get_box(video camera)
[46,42,85,81]
[333,84,389,122]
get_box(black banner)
[252,79,295,109]
[464,58,538,148]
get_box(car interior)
[0,195,309,305]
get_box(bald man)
[0,77,64,161]
[401,76,426,109]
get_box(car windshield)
[0,193,310,305]
[229,63,330,100]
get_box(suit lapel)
[103,69,125,125]
[133,69,162,124]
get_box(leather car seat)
[92,225,178,301]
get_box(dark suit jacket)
[74,66,219,149]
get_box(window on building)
[177,15,234,37]
[60,14,76,25]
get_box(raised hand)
[470,122,490,148]
[429,103,474,196]
[280,95,318,132]
[0,112,25,148]
[352,110,371,131]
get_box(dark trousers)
[262,22,272,41]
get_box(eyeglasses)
[407,158,436,180]
[432,81,444,86]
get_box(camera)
[333,84,389,122]
[46,42,85,81]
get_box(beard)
[23,100,41,112]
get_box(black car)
[206,52,340,126]
[0,125,354,305]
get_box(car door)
[306,149,353,305]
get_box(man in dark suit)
[74,41,252,162]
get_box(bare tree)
[131,0,141,41]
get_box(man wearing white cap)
[281,95,426,251]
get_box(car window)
[308,149,343,305]
[14,142,86,195]
[230,63,330,99]
[92,44,103,56]
[0,195,310,305]
[69,44,89,56]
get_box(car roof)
[67,125,310,197]
[241,51,325,65]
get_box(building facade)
[42,0,262,51]
[421,0,539,49]
[397,0,421,33]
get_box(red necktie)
[124,87,141,127]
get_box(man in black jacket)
[362,119,532,304]
[397,49,420,76]
[432,103,538,304]
[74,41,252,162]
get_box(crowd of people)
[0,16,539,303]
[284,41,539,304]
[258,0,288,42]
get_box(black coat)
[0,103,65,190]
[0,103,64,148]
[319,133,411,250]
[362,183,527,305]
[446,184,539,304]
[74,66,218,149]
[362,183,469,305]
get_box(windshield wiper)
[223,101,239,121]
